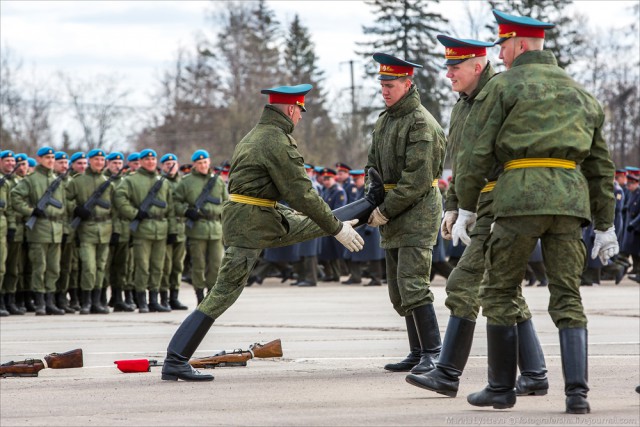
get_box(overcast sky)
[1,0,638,145]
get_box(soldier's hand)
[109,233,120,247]
[32,207,46,218]
[167,233,178,245]
[185,208,200,221]
[451,209,476,247]
[591,227,619,264]
[74,206,92,220]
[335,219,364,252]
[367,207,389,227]
[7,228,16,242]
[441,210,458,240]
[135,210,150,221]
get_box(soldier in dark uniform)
[336,163,357,204]
[621,174,640,280]
[454,11,617,413]
[318,168,347,282]
[160,84,383,382]
[366,53,445,375]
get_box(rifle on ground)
[0,163,22,209]
[70,167,124,230]
[189,339,283,369]
[185,169,222,229]
[130,164,175,232]
[25,169,71,230]
[0,348,83,377]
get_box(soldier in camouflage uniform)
[159,153,188,311]
[0,150,13,316]
[11,146,67,315]
[365,53,445,375]
[161,84,383,382]
[66,149,113,314]
[174,149,227,304]
[454,10,617,414]
[406,35,548,398]
[114,149,175,313]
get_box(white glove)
[335,219,365,252]
[367,207,389,227]
[591,226,619,264]
[451,208,477,247]
[440,210,458,240]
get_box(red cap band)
[498,23,546,39]
[444,46,487,60]
[379,64,414,77]
[268,93,305,109]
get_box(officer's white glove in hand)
[335,219,365,252]
[367,207,389,227]
[591,226,619,264]
[441,210,458,240]
[451,208,477,247]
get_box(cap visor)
[378,75,400,81]
[444,58,467,66]
[494,37,509,45]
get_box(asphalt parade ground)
[1,276,639,427]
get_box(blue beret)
[27,158,37,167]
[54,151,69,160]
[349,169,365,176]
[88,149,106,158]
[36,146,55,157]
[139,149,157,159]
[70,152,86,163]
[160,153,177,163]
[373,53,422,80]
[127,152,140,162]
[15,153,27,163]
[0,150,15,159]
[107,152,124,161]
[191,150,209,162]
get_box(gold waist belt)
[384,180,438,192]
[504,158,576,171]
[481,181,497,193]
[229,194,276,208]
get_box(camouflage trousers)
[481,215,587,328]
[105,240,129,290]
[28,242,61,293]
[445,230,532,322]
[161,240,186,292]
[132,237,167,292]
[385,246,434,317]
[189,238,224,291]
[78,242,109,291]
[198,209,326,319]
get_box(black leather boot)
[56,292,76,314]
[113,288,134,312]
[79,291,92,315]
[410,304,442,374]
[0,295,9,316]
[45,292,65,315]
[148,290,171,312]
[406,316,475,397]
[170,289,188,310]
[14,291,27,314]
[34,292,46,316]
[161,310,215,381]
[516,319,548,396]
[560,328,590,414]
[384,315,421,372]
[333,168,384,227]
[195,288,205,305]
[124,290,136,310]
[467,324,517,409]
[24,291,37,313]
[69,288,81,312]
[136,291,149,313]
[90,289,110,314]
[6,293,24,315]
[159,291,172,310]
[100,287,108,307]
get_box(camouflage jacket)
[366,84,446,248]
[456,50,615,230]
[166,173,186,242]
[0,174,8,236]
[11,165,65,243]
[4,175,23,242]
[65,167,113,244]
[223,105,341,248]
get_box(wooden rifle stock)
[189,339,283,369]
[0,359,45,377]
[44,348,83,369]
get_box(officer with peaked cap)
[11,146,66,315]
[160,84,384,382]
[454,10,616,413]
[318,167,347,282]
[366,52,446,375]
[407,34,548,398]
